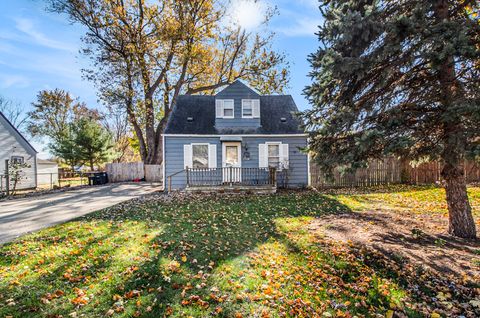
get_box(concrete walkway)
[0,183,161,244]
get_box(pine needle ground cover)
[0,187,479,317]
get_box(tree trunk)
[434,0,476,239]
[90,158,94,171]
[149,112,170,165]
[442,161,476,238]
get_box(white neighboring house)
[37,159,59,187]
[0,111,38,190]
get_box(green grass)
[333,184,480,216]
[0,187,479,317]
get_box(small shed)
[37,159,59,187]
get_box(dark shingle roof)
[164,94,304,135]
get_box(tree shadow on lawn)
[317,210,480,275]
[312,210,480,316]
[91,192,355,316]
[0,191,353,317]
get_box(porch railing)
[186,167,277,188]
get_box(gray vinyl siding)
[215,81,261,130]
[164,135,308,190]
[242,136,308,188]
[164,137,221,189]
[0,114,37,190]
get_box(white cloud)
[0,74,30,89]
[14,17,77,52]
[276,16,321,37]
[0,35,81,81]
[227,0,268,30]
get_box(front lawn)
[0,186,479,317]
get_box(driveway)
[0,183,161,244]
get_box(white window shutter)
[215,100,223,118]
[252,100,260,118]
[280,143,289,169]
[258,143,267,168]
[208,144,217,168]
[184,144,192,169]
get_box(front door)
[222,142,242,183]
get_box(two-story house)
[163,80,309,191]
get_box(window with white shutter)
[259,142,289,170]
[242,99,260,118]
[216,99,234,118]
[185,144,217,169]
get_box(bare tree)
[102,104,137,163]
[0,95,29,132]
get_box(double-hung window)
[267,144,280,168]
[216,99,234,118]
[242,99,260,118]
[242,100,253,118]
[259,142,289,170]
[222,100,234,118]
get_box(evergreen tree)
[52,119,114,171]
[50,129,81,171]
[72,118,114,171]
[303,0,480,238]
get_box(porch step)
[185,185,276,194]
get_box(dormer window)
[215,99,234,119]
[242,99,260,118]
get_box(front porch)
[167,167,278,193]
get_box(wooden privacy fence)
[310,157,402,188]
[105,162,163,183]
[402,160,480,184]
[310,158,480,188]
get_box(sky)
[0,0,322,157]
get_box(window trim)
[191,143,210,169]
[265,142,281,168]
[10,156,25,165]
[241,99,254,118]
[222,99,235,119]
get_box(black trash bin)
[88,174,99,186]
[88,172,109,186]
[99,172,109,184]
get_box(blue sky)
[0,0,320,129]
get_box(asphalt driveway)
[0,183,161,244]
